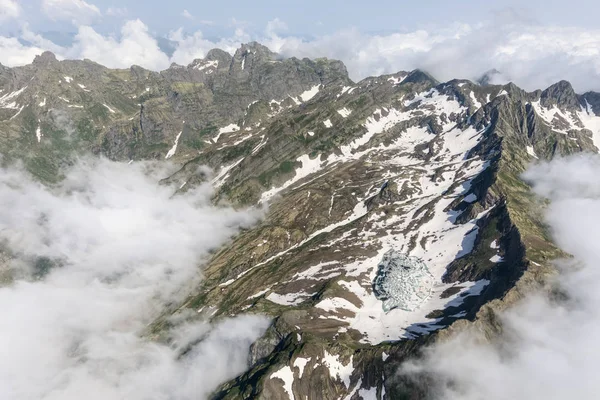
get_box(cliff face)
[0,44,598,399]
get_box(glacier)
[372,249,434,312]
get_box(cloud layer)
[42,0,101,25]
[0,0,19,21]
[3,17,600,91]
[402,154,600,399]
[0,157,268,400]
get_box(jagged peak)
[234,41,276,60]
[478,69,503,86]
[169,62,185,69]
[502,82,528,97]
[33,51,58,66]
[541,80,581,109]
[402,69,439,85]
[205,48,233,62]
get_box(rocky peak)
[168,62,185,70]
[402,69,439,86]
[235,41,275,59]
[232,42,276,71]
[129,65,149,79]
[540,80,581,110]
[500,82,533,103]
[478,68,503,86]
[204,48,233,64]
[33,51,58,67]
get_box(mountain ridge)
[0,43,599,399]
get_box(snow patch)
[103,104,116,114]
[577,100,600,150]
[526,146,539,159]
[194,60,218,71]
[9,106,24,120]
[212,124,240,143]
[322,351,353,388]
[388,75,407,85]
[531,100,579,134]
[358,387,378,400]
[165,130,183,159]
[251,135,267,155]
[248,288,270,299]
[337,107,352,118]
[316,297,359,314]
[0,86,27,109]
[210,158,244,188]
[490,254,504,263]
[260,154,322,203]
[36,122,42,143]
[469,91,482,110]
[299,85,321,102]
[293,357,311,379]
[270,366,295,400]
[338,86,356,97]
[266,291,312,306]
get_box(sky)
[9,0,600,37]
[4,0,600,91]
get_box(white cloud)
[3,18,600,92]
[0,157,268,400]
[182,9,194,20]
[106,6,127,17]
[42,0,102,25]
[168,27,245,66]
[264,23,600,91]
[67,19,170,69]
[265,17,288,37]
[0,0,19,21]
[21,23,66,54]
[0,36,46,66]
[402,154,600,400]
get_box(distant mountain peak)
[33,51,58,66]
[541,80,580,109]
[403,69,438,85]
[478,69,503,86]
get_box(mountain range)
[1,41,598,399]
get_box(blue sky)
[10,0,600,38]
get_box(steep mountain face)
[1,43,599,399]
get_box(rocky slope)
[0,43,599,399]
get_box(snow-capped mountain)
[0,42,598,399]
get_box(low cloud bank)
[402,154,600,399]
[0,158,268,400]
